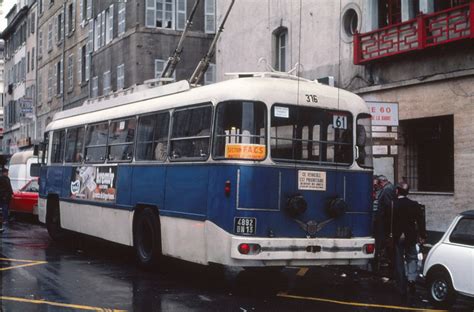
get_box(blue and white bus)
[38,72,375,268]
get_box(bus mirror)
[355,146,360,160]
[33,144,40,156]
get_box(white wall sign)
[373,145,388,155]
[366,101,399,126]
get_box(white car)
[423,210,474,307]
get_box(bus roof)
[46,74,369,132]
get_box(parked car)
[10,178,39,215]
[423,210,474,307]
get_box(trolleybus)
[38,72,375,268]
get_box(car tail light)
[364,243,375,254]
[238,243,261,255]
[224,180,231,197]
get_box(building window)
[39,0,43,14]
[30,12,35,34]
[205,0,216,34]
[67,3,75,35]
[274,27,287,72]
[155,59,165,78]
[106,4,114,44]
[117,64,124,90]
[91,76,98,98]
[31,48,35,70]
[342,8,359,38]
[80,45,87,83]
[118,2,126,35]
[434,0,468,12]
[81,0,93,23]
[56,13,63,44]
[27,52,30,73]
[146,0,185,30]
[103,71,111,95]
[56,61,63,95]
[67,54,74,91]
[204,63,215,85]
[401,115,454,192]
[379,0,402,27]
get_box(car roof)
[460,210,474,217]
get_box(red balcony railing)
[354,3,474,64]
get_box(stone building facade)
[2,0,37,154]
[34,0,216,137]
[216,0,474,233]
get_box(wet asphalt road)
[1,218,473,312]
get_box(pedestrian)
[391,182,427,295]
[374,175,395,274]
[0,167,13,226]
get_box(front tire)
[134,207,162,269]
[427,270,457,308]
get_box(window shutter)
[80,0,83,23]
[65,9,69,34]
[59,61,63,95]
[78,47,82,84]
[108,4,114,43]
[54,17,58,43]
[87,0,92,20]
[72,3,76,32]
[53,64,57,95]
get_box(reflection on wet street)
[1,219,472,311]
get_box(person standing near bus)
[392,182,427,295]
[0,168,14,225]
[374,175,395,274]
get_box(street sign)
[366,101,399,126]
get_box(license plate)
[234,217,256,235]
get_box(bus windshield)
[213,101,267,160]
[270,104,353,165]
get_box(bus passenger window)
[136,112,170,162]
[356,114,373,168]
[51,130,66,164]
[84,122,108,163]
[170,105,212,161]
[108,118,136,162]
[64,127,85,163]
[214,101,267,160]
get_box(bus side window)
[108,118,136,162]
[170,105,212,160]
[64,127,85,163]
[51,130,66,164]
[84,122,109,163]
[136,112,170,162]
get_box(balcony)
[354,3,474,65]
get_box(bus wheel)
[46,197,66,241]
[134,207,162,269]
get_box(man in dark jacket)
[374,175,395,273]
[0,167,13,226]
[392,182,427,295]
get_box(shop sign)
[366,102,399,126]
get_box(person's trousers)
[1,201,9,223]
[394,238,418,293]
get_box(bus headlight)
[326,198,347,218]
[286,194,307,217]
